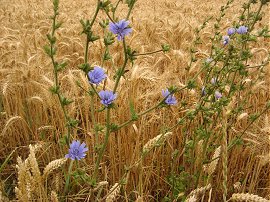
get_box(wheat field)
[0,0,270,201]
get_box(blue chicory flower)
[227,27,236,35]
[98,90,117,107]
[109,19,132,41]
[205,57,213,64]
[88,66,107,85]
[201,86,206,96]
[211,77,217,85]
[223,35,230,45]
[215,91,222,99]
[65,140,88,160]
[162,89,177,105]
[236,26,248,34]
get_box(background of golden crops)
[0,0,269,201]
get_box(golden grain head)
[230,193,270,202]
[106,183,120,202]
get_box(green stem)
[134,49,163,56]
[64,160,74,195]
[83,0,101,145]
[90,95,99,146]
[49,2,72,143]
[117,86,188,130]
[249,2,263,31]
[228,105,270,150]
[93,108,111,181]
[126,1,136,20]
[112,0,122,20]
[90,1,101,28]
[104,10,115,23]
[204,104,270,165]
[113,38,128,93]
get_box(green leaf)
[60,96,73,106]
[129,100,138,121]
[55,22,62,29]
[43,45,51,56]
[57,61,68,71]
[162,44,170,52]
[79,63,91,73]
[49,85,60,94]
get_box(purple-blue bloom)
[211,77,217,85]
[99,90,117,107]
[109,19,132,41]
[223,35,230,45]
[237,26,248,34]
[201,86,206,96]
[215,91,222,100]
[162,89,177,105]
[205,57,213,64]
[88,66,107,85]
[227,27,236,35]
[65,140,88,160]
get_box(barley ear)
[186,184,211,201]
[142,132,172,154]
[206,146,221,176]
[51,191,59,202]
[106,183,121,202]
[43,158,67,179]
[28,144,42,185]
[229,193,270,202]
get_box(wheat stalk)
[222,111,228,202]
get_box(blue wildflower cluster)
[202,77,222,100]
[223,25,248,45]
[87,66,117,107]
[223,35,230,45]
[162,89,177,106]
[85,19,134,108]
[214,91,222,100]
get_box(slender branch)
[113,38,128,93]
[134,49,163,57]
